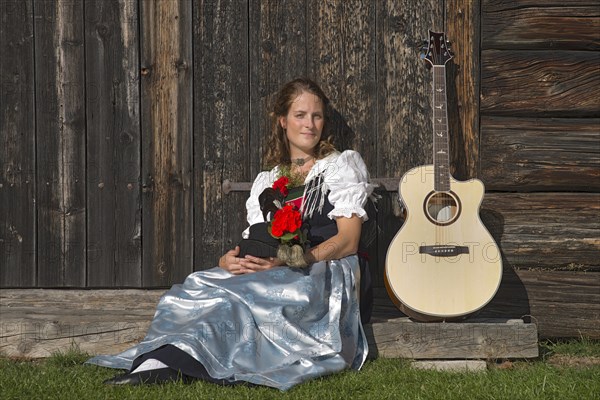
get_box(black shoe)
[103,367,192,386]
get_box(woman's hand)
[219,246,283,274]
[218,246,250,275]
[239,255,284,273]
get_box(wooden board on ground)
[364,317,538,360]
[2,288,537,360]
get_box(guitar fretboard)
[433,65,450,192]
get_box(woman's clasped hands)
[218,246,284,274]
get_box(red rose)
[271,205,302,237]
[272,176,289,197]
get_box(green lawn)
[1,340,599,400]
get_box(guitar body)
[385,165,503,321]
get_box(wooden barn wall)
[0,0,598,336]
[0,0,446,287]
[478,1,600,270]
[474,0,599,335]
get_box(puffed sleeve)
[242,169,277,238]
[325,150,374,222]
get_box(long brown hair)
[263,78,336,169]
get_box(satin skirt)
[86,256,368,391]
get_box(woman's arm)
[304,215,362,264]
[230,215,361,272]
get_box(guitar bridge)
[419,245,469,257]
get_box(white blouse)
[242,150,375,239]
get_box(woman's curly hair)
[263,78,336,169]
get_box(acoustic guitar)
[384,30,502,322]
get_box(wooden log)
[85,0,142,287]
[481,49,600,117]
[34,0,86,287]
[482,0,600,50]
[480,116,600,191]
[481,193,600,268]
[194,0,250,269]
[0,0,36,286]
[140,0,193,286]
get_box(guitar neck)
[433,65,450,192]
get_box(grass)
[1,340,599,400]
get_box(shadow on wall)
[479,208,532,322]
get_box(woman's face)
[279,91,324,157]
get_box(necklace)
[291,155,314,167]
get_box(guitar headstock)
[421,30,453,67]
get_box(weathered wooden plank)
[194,0,250,268]
[372,270,600,339]
[365,318,538,359]
[85,0,141,287]
[140,0,193,286]
[0,0,36,286]
[34,0,86,287]
[482,0,600,50]
[481,49,600,117]
[480,116,600,191]
[0,289,538,359]
[2,268,597,358]
[0,289,158,358]
[306,0,377,165]
[446,0,481,180]
[375,0,444,177]
[375,0,444,290]
[481,193,600,268]
[248,0,307,179]
[306,0,379,282]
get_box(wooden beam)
[480,117,600,191]
[0,288,539,359]
[482,0,600,50]
[481,50,600,117]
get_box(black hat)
[237,222,279,258]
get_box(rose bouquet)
[258,176,309,267]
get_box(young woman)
[87,78,375,391]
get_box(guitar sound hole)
[424,191,460,225]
